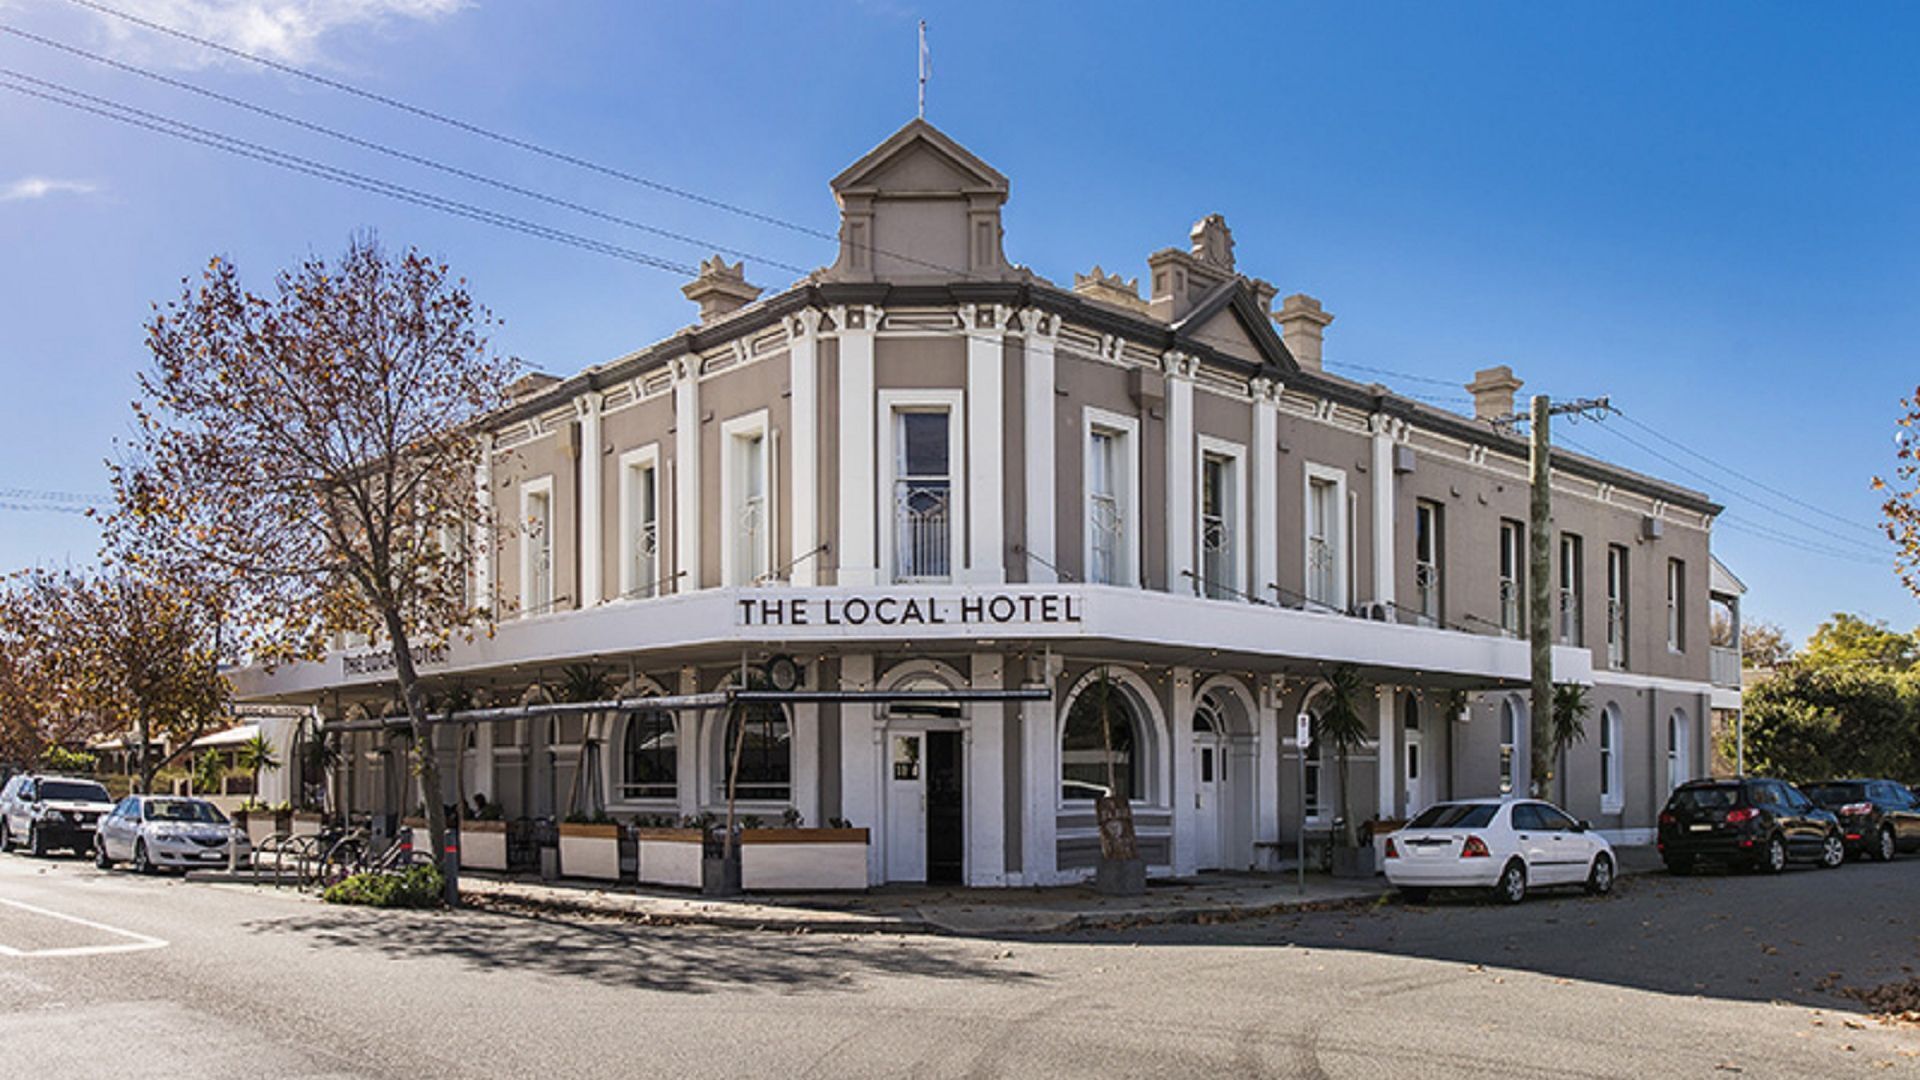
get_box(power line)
[0,68,698,276]
[1715,517,1890,568]
[0,500,97,516]
[0,488,111,505]
[0,23,808,276]
[1322,359,1463,389]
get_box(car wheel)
[1877,826,1897,863]
[1586,853,1615,896]
[1494,860,1527,905]
[1819,831,1845,869]
[133,840,152,875]
[28,824,46,858]
[0,819,11,852]
[1664,856,1694,876]
[93,838,113,870]
[1761,835,1787,874]
[1399,886,1430,904]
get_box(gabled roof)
[1171,279,1298,377]
[830,118,1009,198]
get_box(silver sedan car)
[93,796,250,873]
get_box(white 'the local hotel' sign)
[736,591,1085,629]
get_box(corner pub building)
[234,119,1749,887]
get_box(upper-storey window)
[1558,533,1584,646]
[1414,499,1442,626]
[1607,544,1630,669]
[722,412,770,586]
[619,446,660,599]
[521,477,554,616]
[1305,465,1347,611]
[1198,442,1242,600]
[1666,557,1686,653]
[1498,519,1524,636]
[1084,409,1139,587]
[893,409,952,582]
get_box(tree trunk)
[723,702,749,859]
[383,614,447,879]
[135,706,153,796]
[1337,750,1354,848]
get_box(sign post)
[1295,712,1310,897]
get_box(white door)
[1404,730,1425,816]
[886,732,927,882]
[1192,736,1222,870]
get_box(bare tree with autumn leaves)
[1880,392,1920,602]
[110,237,516,881]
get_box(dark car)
[1802,779,1920,862]
[1657,778,1845,874]
[0,774,116,857]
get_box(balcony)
[1711,645,1741,688]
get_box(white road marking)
[0,896,168,958]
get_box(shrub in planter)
[322,864,445,909]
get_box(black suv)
[1802,779,1920,862]
[1657,778,1845,874]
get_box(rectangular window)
[1199,445,1240,600]
[1667,558,1686,652]
[619,447,661,599]
[1305,467,1346,611]
[1558,533,1584,646]
[1607,544,1629,669]
[894,410,952,581]
[722,414,771,587]
[1084,409,1139,588]
[1414,500,1442,626]
[1498,519,1524,636]
[522,480,553,616]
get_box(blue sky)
[0,0,1913,644]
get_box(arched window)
[1599,704,1623,811]
[1403,692,1421,732]
[1062,680,1140,801]
[620,708,677,800]
[721,703,790,802]
[1301,699,1325,819]
[1667,710,1689,790]
[1194,693,1226,735]
[1499,698,1520,795]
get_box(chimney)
[1273,293,1333,370]
[1465,365,1525,422]
[681,256,762,324]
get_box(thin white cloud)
[71,0,468,70]
[0,177,100,201]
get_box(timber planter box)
[558,822,622,881]
[739,828,870,892]
[460,819,509,871]
[289,811,325,839]
[242,809,287,848]
[636,828,704,889]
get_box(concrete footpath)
[457,845,1664,935]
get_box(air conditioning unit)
[1641,514,1664,541]
[1352,601,1391,622]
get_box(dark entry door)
[926,731,964,884]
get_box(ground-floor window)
[620,708,677,800]
[721,704,791,802]
[1061,677,1140,802]
[1499,698,1520,795]
[1667,709,1690,791]
[1599,704,1623,812]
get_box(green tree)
[193,747,227,796]
[1799,613,1917,671]
[1740,665,1914,783]
[235,732,280,801]
[1314,665,1372,848]
[1547,682,1591,803]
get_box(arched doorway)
[882,671,966,885]
[1402,692,1426,816]
[1191,696,1226,870]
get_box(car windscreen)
[1669,786,1740,811]
[145,800,226,824]
[1803,782,1867,806]
[1407,804,1498,829]
[38,780,110,802]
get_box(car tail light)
[1384,837,1399,859]
[1461,835,1490,859]
[1841,802,1874,816]
[1658,811,1677,826]
[1725,807,1759,825]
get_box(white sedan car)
[92,796,250,873]
[1384,798,1616,904]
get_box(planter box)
[636,828,705,889]
[739,828,869,891]
[243,811,286,848]
[460,820,508,871]
[558,823,622,881]
[289,812,325,839]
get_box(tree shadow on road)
[242,902,1040,996]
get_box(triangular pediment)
[831,118,1009,198]
[1172,280,1297,375]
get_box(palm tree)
[235,732,279,802]
[550,665,611,819]
[1549,682,1592,804]
[1314,665,1372,849]
[192,746,227,797]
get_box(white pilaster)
[965,306,1006,584]
[792,698,820,829]
[578,391,604,607]
[676,666,700,818]
[673,358,702,592]
[1256,677,1281,864]
[1170,665,1196,876]
[967,653,1007,885]
[838,654,881,883]
[473,434,494,613]
[1165,354,1196,594]
[1376,684,1397,819]
[1020,653,1061,886]
[1251,380,1281,602]
[837,307,880,586]
[1020,309,1058,583]
[1370,415,1396,607]
[788,309,822,586]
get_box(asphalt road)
[1,851,1917,1079]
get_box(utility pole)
[1518,394,1610,799]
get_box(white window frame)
[1667,709,1690,790]
[1197,435,1246,601]
[1303,463,1348,612]
[1559,532,1584,646]
[1083,407,1140,588]
[1599,704,1624,814]
[879,390,965,584]
[1607,544,1630,670]
[1414,499,1442,626]
[1666,558,1686,654]
[519,475,555,617]
[720,410,773,587]
[617,444,662,599]
[1499,697,1522,797]
[1498,519,1523,636]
